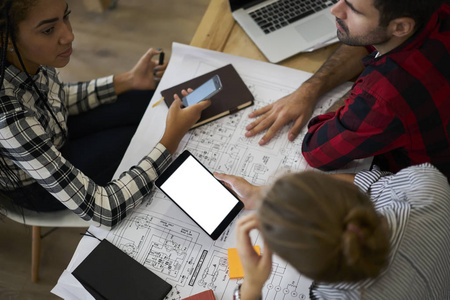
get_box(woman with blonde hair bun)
[215,163,450,300]
[259,171,389,283]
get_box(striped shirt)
[311,163,450,299]
[0,63,171,229]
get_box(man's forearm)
[326,88,351,113]
[301,44,368,100]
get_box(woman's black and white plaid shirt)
[0,63,171,229]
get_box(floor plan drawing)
[101,44,369,300]
[54,43,371,300]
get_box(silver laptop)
[230,0,339,63]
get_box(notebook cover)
[161,64,254,128]
[72,239,172,300]
[182,289,216,300]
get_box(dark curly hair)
[1,0,60,216]
[1,0,36,88]
[1,0,38,190]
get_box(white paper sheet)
[53,42,370,300]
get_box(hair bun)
[341,206,389,278]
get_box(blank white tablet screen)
[159,156,238,234]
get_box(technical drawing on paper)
[104,45,367,300]
[175,62,359,187]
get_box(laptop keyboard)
[249,0,338,34]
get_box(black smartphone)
[181,75,222,107]
[155,150,244,240]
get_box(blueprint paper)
[53,42,370,300]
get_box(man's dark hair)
[373,0,445,29]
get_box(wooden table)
[190,0,339,74]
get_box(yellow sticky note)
[227,246,260,279]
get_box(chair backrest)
[1,195,91,228]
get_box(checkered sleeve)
[59,143,172,229]
[64,75,117,115]
[1,89,171,228]
[302,87,406,171]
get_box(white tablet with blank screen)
[155,150,244,240]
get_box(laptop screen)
[229,0,268,11]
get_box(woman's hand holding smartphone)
[181,75,223,107]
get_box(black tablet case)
[72,239,172,300]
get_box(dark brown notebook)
[161,64,254,128]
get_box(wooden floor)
[0,0,210,299]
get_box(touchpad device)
[155,150,244,240]
[295,15,335,42]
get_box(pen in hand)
[158,52,165,66]
[154,50,164,82]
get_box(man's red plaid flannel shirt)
[302,4,450,180]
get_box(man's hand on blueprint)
[214,173,264,210]
[244,85,316,146]
[245,44,368,146]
